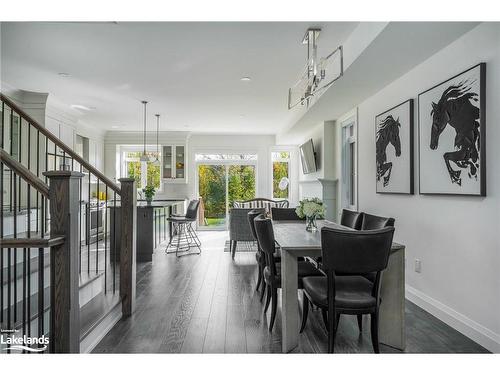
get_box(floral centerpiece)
[142,185,156,205]
[295,198,325,232]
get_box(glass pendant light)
[140,100,150,162]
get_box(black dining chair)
[361,213,395,230]
[300,226,395,353]
[165,199,201,257]
[254,215,323,332]
[271,207,305,221]
[340,209,363,230]
[342,209,394,332]
[247,208,266,299]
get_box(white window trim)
[120,145,162,192]
[270,149,292,201]
[339,109,358,213]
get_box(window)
[272,151,290,200]
[123,150,161,190]
[195,153,257,161]
[341,116,357,210]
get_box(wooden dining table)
[273,220,406,353]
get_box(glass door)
[198,164,227,229]
[197,162,256,230]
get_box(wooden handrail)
[0,235,65,249]
[0,93,121,194]
[0,148,50,198]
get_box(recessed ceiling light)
[58,72,70,78]
[111,125,120,129]
[71,104,94,111]
[240,77,251,82]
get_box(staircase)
[0,93,137,353]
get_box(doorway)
[196,154,257,230]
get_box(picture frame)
[418,63,486,196]
[375,99,414,194]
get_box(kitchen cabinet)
[162,144,186,183]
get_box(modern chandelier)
[288,28,344,109]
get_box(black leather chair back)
[340,209,363,230]
[321,226,394,274]
[361,213,395,230]
[185,200,200,220]
[271,207,304,221]
[248,209,266,241]
[254,215,278,277]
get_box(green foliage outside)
[198,165,226,220]
[126,151,160,190]
[228,165,256,207]
[273,161,289,198]
[198,164,256,224]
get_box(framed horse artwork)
[375,99,414,194]
[418,63,486,196]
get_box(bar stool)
[165,200,201,257]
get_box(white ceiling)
[0,22,358,134]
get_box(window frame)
[270,149,292,201]
[340,110,358,212]
[120,145,162,192]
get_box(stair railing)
[1,93,137,353]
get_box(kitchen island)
[110,199,186,262]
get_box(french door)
[197,163,256,230]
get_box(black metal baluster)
[113,191,116,294]
[36,130,40,234]
[26,125,32,342]
[0,101,3,328]
[44,137,48,232]
[87,171,91,274]
[96,178,100,274]
[38,196,45,343]
[13,173,17,329]
[54,144,57,170]
[62,150,66,170]
[0,161,4,327]
[104,186,108,293]
[79,164,83,274]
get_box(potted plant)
[142,185,156,205]
[295,198,325,232]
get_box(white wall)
[356,23,500,352]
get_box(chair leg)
[328,310,336,353]
[357,314,363,332]
[256,264,262,291]
[300,293,309,333]
[231,240,237,259]
[370,312,380,353]
[321,308,328,331]
[264,284,272,313]
[260,278,266,302]
[269,287,278,332]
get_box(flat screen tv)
[299,139,317,174]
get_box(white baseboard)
[80,302,122,354]
[406,285,500,353]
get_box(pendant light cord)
[142,100,148,156]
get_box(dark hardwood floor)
[92,231,489,354]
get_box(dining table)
[273,220,406,353]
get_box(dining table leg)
[281,248,299,353]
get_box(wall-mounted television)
[299,139,317,174]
